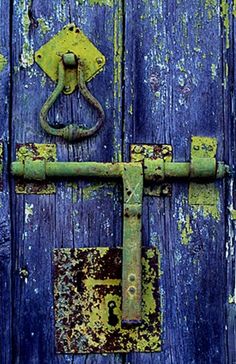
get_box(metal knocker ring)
[40,53,105,142]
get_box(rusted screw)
[96,57,103,65]
[128,286,136,295]
[129,274,136,282]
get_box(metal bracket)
[15,143,56,194]
[8,136,228,353]
[189,136,219,205]
[131,144,172,196]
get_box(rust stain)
[53,247,161,353]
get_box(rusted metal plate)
[131,144,172,196]
[35,23,106,95]
[54,247,161,353]
[15,144,56,194]
[189,137,218,206]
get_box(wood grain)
[2,0,235,363]
[11,0,123,363]
[124,1,229,363]
[0,0,12,362]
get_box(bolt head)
[96,57,103,65]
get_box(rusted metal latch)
[10,138,228,316]
[0,136,227,352]
[35,24,106,142]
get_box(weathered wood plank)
[124,1,228,363]
[225,2,236,363]
[0,0,12,362]
[9,0,235,363]
[11,0,124,363]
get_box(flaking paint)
[18,0,34,68]
[221,0,230,49]
[77,0,113,5]
[0,54,7,72]
[178,211,193,245]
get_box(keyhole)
[108,301,119,327]
[76,271,84,294]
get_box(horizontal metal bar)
[11,161,123,180]
[144,160,227,181]
[11,160,228,181]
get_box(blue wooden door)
[0,1,235,363]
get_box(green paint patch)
[0,54,7,72]
[76,0,113,5]
[233,0,236,16]
[224,62,229,89]
[230,209,236,220]
[205,0,217,20]
[228,294,236,304]
[178,210,193,245]
[221,0,230,49]
[20,2,34,68]
[211,63,217,80]
[190,184,220,221]
[25,202,34,223]
[38,17,51,35]
[82,182,114,200]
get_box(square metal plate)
[54,247,161,353]
[189,137,218,206]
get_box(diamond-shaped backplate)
[54,247,161,353]
[35,23,106,94]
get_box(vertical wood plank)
[0,0,12,362]
[124,1,228,363]
[225,1,236,363]
[11,1,124,363]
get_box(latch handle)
[40,53,105,142]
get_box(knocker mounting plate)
[54,247,161,353]
[35,23,106,95]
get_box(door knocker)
[35,23,106,142]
